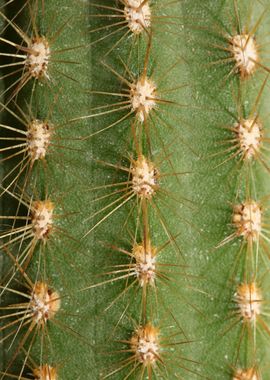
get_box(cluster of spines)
[5,1,270,379]
[84,1,200,378]
[88,1,270,377]
[0,1,84,378]
[0,1,199,379]
[204,1,270,377]
[94,2,168,376]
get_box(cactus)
[1,1,270,379]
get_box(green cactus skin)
[1,1,270,379]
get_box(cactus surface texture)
[1,1,270,379]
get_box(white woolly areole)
[30,283,60,325]
[124,0,151,34]
[235,118,262,159]
[131,325,160,365]
[233,368,259,380]
[133,244,156,286]
[130,77,157,122]
[27,37,51,78]
[138,336,159,363]
[233,200,262,241]
[132,156,158,198]
[27,119,51,161]
[235,282,262,322]
[31,200,54,240]
[31,292,50,323]
[230,34,258,77]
